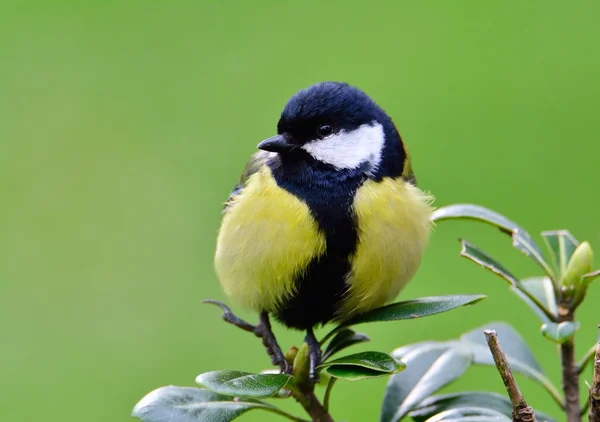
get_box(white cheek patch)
[301,122,385,172]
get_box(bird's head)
[258,81,409,179]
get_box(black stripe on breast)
[268,156,367,330]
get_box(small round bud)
[562,241,593,289]
[285,346,298,364]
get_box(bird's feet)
[203,300,291,374]
[305,328,322,382]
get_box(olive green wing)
[223,150,272,213]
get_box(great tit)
[212,81,434,380]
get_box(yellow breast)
[214,166,326,312]
[338,178,434,318]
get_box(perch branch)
[289,343,335,422]
[588,330,600,422]
[558,306,581,422]
[287,385,334,422]
[484,329,537,422]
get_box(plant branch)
[512,284,558,322]
[558,306,581,422]
[266,406,311,422]
[288,385,334,422]
[289,343,335,422]
[484,329,537,422]
[588,333,600,422]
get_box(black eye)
[316,124,333,138]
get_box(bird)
[211,81,434,380]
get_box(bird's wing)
[223,150,273,213]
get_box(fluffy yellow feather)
[339,178,434,318]
[214,166,327,312]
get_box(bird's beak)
[257,135,294,153]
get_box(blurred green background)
[1,1,599,421]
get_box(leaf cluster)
[132,204,600,422]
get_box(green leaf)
[579,269,600,297]
[195,371,292,398]
[410,392,512,421]
[326,366,396,381]
[132,386,284,422]
[520,277,557,319]
[319,351,404,373]
[432,204,554,278]
[419,407,511,422]
[322,329,370,361]
[541,230,579,276]
[460,240,518,285]
[325,295,485,343]
[320,351,404,381]
[574,269,600,305]
[381,341,473,422]
[582,269,600,286]
[460,322,562,407]
[409,391,556,422]
[391,341,442,360]
[541,321,580,343]
[460,240,555,322]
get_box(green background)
[2,1,599,421]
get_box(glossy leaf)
[390,341,442,360]
[460,322,562,406]
[322,329,370,361]
[541,321,580,343]
[432,204,554,278]
[509,287,554,324]
[132,386,284,422]
[326,365,395,381]
[460,241,555,322]
[195,371,292,398]
[319,351,403,372]
[541,230,579,276]
[409,391,556,422]
[421,407,510,422]
[410,392,512,421]
[460,240,518,285]
[325,295,485,342]
[520,277,557,319]
[381,341,473,422]
[321,351,404,381]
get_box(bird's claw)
[305,328,322,383]
[202,299,256,333]
[203,300,291,374]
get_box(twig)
[558,306,581,422]
[288,385,334,422]
[484,329,537,422]
[266,406,311,422]
[289,343,335,422]
[588,331,600,422]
